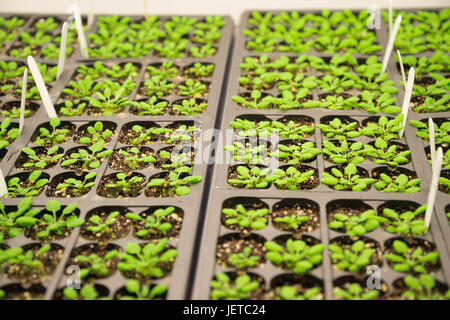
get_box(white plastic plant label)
[57,21,69,79]
[27,56,57,118]
[399,67,414,138]
[425,147,443,229]
[396,49,406,89]
[19,68,27,134]
[0,167,8,197]
[68,3,89,58]
[429,118,436,169]
[382,14,402,73]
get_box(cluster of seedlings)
[226,113,419,193]
[243,10,382,53]
[57,60,214,116]
[2,119,202,198]
[0,16,27,53]
[208,198,449,300]
[232,54,400,114]
[86,15,225,59]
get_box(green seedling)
[171,98,207,115]
[439,175,450,193]
[227,165,278,189]
[410,120,450,144]
[379,205,427,236]
[33,118,71,146]
[221,204,269,231]
[0,118,19,150]
[105,173,144,196]
[364,138,411,167]
[63,285,109,300]
[210,273,260,300]
[75,250,118,279]
[322,140,366,165]
[228,247,260,269]
[271,119,314,140]
[131,97,168,116]
[314,95,359,111]
[374,173,421,193]
[62,77,103,99]
[271,90,311,110]
[328,209,380,237]
[273,167,316,190]
[56,172,97,197]
[265,239,325,274]
[359,114,404,141]
[118,147,155,170]
[187,62,214,78]
[78,121,113,145]
[126,207,175,237]
[143,77,174,97]
[224,141,268,164]
[163,125,196,144]
[177,78,207,97]
[273,214,308,231]
[358,91,400,114]
[128,125,171,146]
[271,142,321,164]
[385,240,439,273]
[147,62,178,79]
[413,95,450,113]
[333,283,379,300]
[120,280,167,300]
[0,16,25,31]
[276,286,322,300]
[61,140,112,170]
[232,90,274,109]
[146,167,202,196]
[6,170,48,197]
[401,275,450,300]
[154,39,187,58]
[20,146,63,169]
[87,86,131,115]
[190,44,216,58]
[229,118,272,138]
[0,197,40,243]
[329,240,374,272]
[317,118,361,140]
[399,53,450,76]
[58,101,86,117]
[117,238,178,279]
[192,26,221,44]
[321,163,375,191]
[0,244,51,275]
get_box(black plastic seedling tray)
[192,8,450,300]
[0,13,234,300]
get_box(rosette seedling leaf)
[222,205,268,231]
[410,120,450,144]
[328,209,381,237]
[0,244,51,275]
[143,77,175,97]
[147,167,202,196]
[271,120,314,140]
[117,238,178,279]
[374,173,421,193]
[401,275,450,300]
[118,147,155,170]
[6,170,48,197]
[385,240,439,273]
[321,163,374,191]
[232,90,274,109]
[224,141,268,164]
[265,239,325,274]
[188,62,214,78]
[317,118,360,140]
[360,114,404,141]
[131,97,168,116]
[126,207,175,237]
[20,146,63,170]
[333,283,379,300]
[56,172,97,197]
[272,167,316,190]
[106,172,144,195]
[380,205,427,236]
[61,140,112,170]
[147,62,178,79]
[228,247,260,269]
[78,122,113,145]
[0,118,19,150]
[272,142,321,165]
[329,240,374,272]
[120,280,167,300]
[75,249,118,279]
[277,286,322,300]
[172,98,207,115]
[210,273,260,300]
[227,166,278,189]
[63,285,109,300]
[364,138,410,167]
[0,197,40,243]
[177,78,207,97]
[229,119,272,138]
[58,101,86,117]
[33,118,70,146]
[322,140,366,165]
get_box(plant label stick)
[0,168,7,197]
[19,68,27,135]
[27,56,57,119]
[68,3,89,58]
[429,118,436,169]
[382,14,402,73]
[425,147,443,229]
[399,67,414,138]
[388,0,393,35]
[397,49,406,90]
[57,22,69,79]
